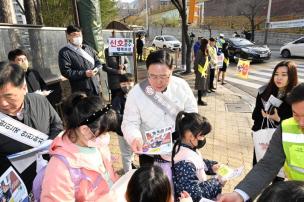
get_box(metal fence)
[0,24,67,84]
[0,25,137,104]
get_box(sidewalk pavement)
[108,65,255,193]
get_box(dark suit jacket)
[25,69,47,93]
[58,44,102,96]
[236,126,286,200]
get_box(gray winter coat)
[194,50,210,91]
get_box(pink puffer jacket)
[40,134,119,202]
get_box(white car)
[152,35,181,51]
[280,36,304,58]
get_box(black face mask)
[196,139,206,149]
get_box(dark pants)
[137,50,143,61]
[139,154,154,167]
[198,90,205,101]
[209,68,215,89]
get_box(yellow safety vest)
[198,57,209,78]
[216,38,225,49]
[282,117,304,180]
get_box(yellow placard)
[236,59,250,79]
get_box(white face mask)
[72,36,83,46]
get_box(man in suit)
[58,25,103,96]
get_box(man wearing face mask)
[8,49,48,95]
[58,25,103,96]
[111,73,135,174]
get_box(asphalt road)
[225,45,304,98]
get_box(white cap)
[220,33,224,37]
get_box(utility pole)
[145,0,149,37]
[264,0,272,45]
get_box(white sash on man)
[0,112,50,173]
[66,43,95,66]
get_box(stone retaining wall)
[148,26,303,45]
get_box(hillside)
[205,0,304,17]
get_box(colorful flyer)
[0,167,29,202]
[217,164,243,181]
[139,126,173,155]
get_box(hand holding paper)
[137,126,173,155]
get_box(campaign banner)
[0,112,48,148]
[108,38,134,56]
[269,19,304,29]
[236,59,250,79]
[7,140,52,174]
[0,167,29,202]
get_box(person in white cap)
[216,34,225,55]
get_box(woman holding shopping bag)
[252,60,298,182]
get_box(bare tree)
[171,0,193,73]
[24,0,45,76]
[24,0,43,24]
[0,0,14,23]
[0,0,21,49]
[238,0,267,41]
[203,24,212,38]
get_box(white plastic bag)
[252,119,285,178]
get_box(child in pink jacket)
[41,93,119,201]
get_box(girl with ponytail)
[40,92,119,201]
[171,111,224,202]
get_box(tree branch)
[171,0,182,14]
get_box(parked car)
[225,37,271,62]
[280,37,304,58]
[152,35,181,51]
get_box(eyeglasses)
[147,73,171,80]
[79,104,111,126]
